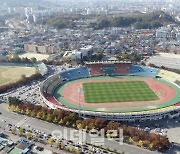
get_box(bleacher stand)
[60,66,90,80]
[86,61,131,76]
[44,93,61,106]
[130,65,159,77]
[87,64,104,75]
[113,63,130,74]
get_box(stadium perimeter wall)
[40,74,180,122]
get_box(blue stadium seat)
[60,67,90,80]
[130,65,159,77]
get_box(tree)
[69,146,75,152]
[97,52,103,61]
[11,128,16,134]
[96,19,111,29]
[21,57,30,63]
[66,121,70,127]
[138,140,143,147]
[25,109,31,115]
[48,138,54,146]
[46,114,53,122]
[8,105,16,111]
[56,140,61,148]
[20,74,27,83]
[143,140,151,148]
[159,136,170,149]
[41,112,46,120]
[132,136,139,142]
[76,120,83,129]
[152,140,161,150]
[53,116,58,124]
[151,22,162,29]
[31,111,36,117]
[36,112,43,119]
[135,22,152,29]
[30,57,37,63]
[8,53,21,62]
[68,112,79,123]
[26,132,32,140]
[94,118,106,130]
[75,148,80,154]
[53,109,61,117]
[15,105,20,112]
[61,142,65,149]
[106,121,119,130]
[76,123,82,129]
[8,97,22,106]
[58,119,64,125]
[19,128,24,136]
[72,123,76,128]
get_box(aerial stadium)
[40,61,180,122]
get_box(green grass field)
[0,66,37,86]
[83,81,159,103]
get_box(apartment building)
[24,44,56,54]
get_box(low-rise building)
[24,44,56,54]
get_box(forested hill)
[41,11,175,30]
[90,11,175,29]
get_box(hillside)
[41,11,175,30]
[91,11,176,29]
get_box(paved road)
[0,103,158,154]
[0,128,71,154]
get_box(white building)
[63,45,93,60]
[79,45,93,56]
[156,30,168,39]
[155,27,171,41]
[176,33,180,40]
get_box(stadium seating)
[60,66,90,80]
[114,63,130,74]
[175,102,180,106]
[40,62,180,122]
[41,74,61,94]
[87,64,104,75]
[102,66,116,75]
[130,65,159,77]
[44,94,57,105]
[44,93,64,107]
[87,64,158,76]
[87,63,131,75]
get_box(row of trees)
[116,52,141,63]
[9,101,170,151]
[11,127,32,140]
[11,127,120,154]
[0,73,42,93]
[0,53,37,64]
[149,63,180,74]
[11,126,82,154]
